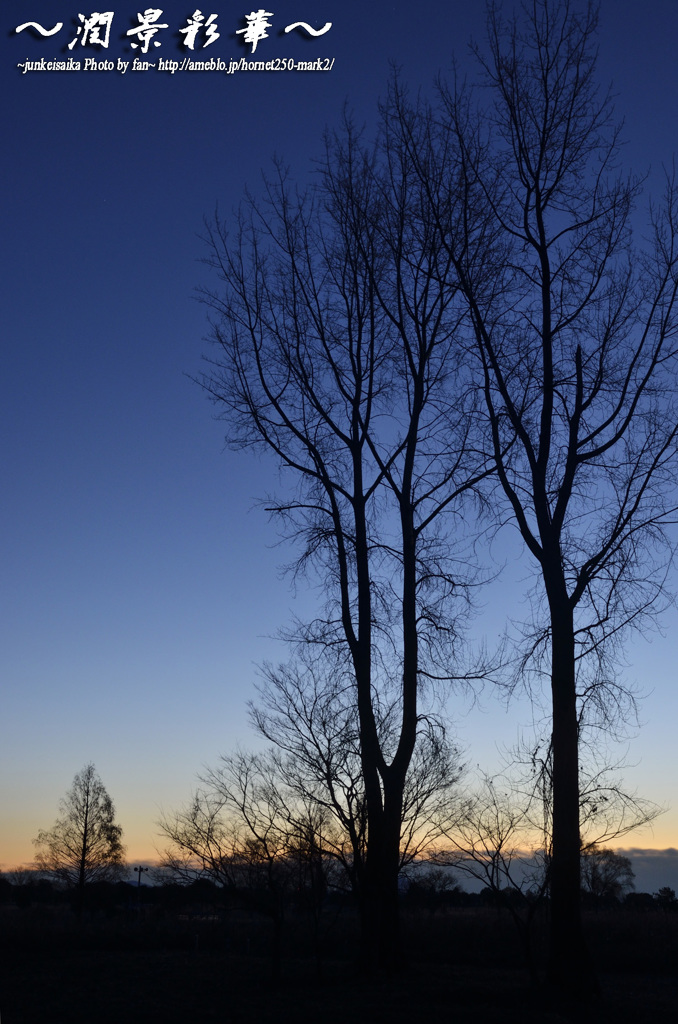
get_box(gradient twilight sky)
[2,1,678,888]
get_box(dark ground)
[1,899,676,1023]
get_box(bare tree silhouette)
[158,654,464,973]
[385,0,678,993]
[250,653,464,899]
[197,117,492,968]
[581,846,635,902]
[34,763,125,908]
[433,743,659,978]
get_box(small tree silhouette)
[581,846,635,902]
[654,886,678,910]
[33,763,125,909]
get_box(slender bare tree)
[198,118,492,968]
[386,0,678,993]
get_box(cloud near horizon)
[614,848,678,894]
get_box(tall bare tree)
[387,0,678,993]
[198,120,491,967]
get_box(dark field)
[1,898,676,1023]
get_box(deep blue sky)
[2,1,678,890]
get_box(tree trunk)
[76,795,89,915]
[360,804,402,975]
[547,595,598,996]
